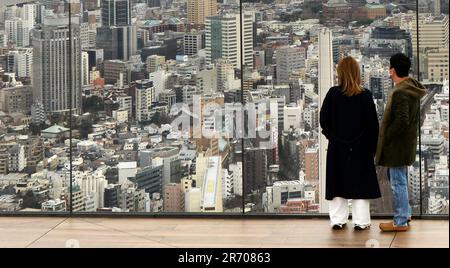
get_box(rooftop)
[42,124,69,134]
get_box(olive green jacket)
[375,77,427,167]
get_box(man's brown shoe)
[379,222,409,232]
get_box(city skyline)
[0,0,448,215]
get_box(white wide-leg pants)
[328,197,371,226]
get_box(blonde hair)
[337,56,363,96]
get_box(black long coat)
[320,86,381,200]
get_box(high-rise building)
[318,28,334,213]
[183,30,203,56]
[413,15,449,78]
[21,3,38,28]
[187,0,217,26]
[205,13,253,69]
[81,51,90,86]
[31,15,82,114]
[0,85,33,114]
[5,17,30,47]
[135,79,155,122]
[412,15,449,55]
[97,0,136,61]
[305,147,319,183]
[101,0,131,27]
[276,46,305,84]
[96,26,137,61]
[4,48,33,78]
[425,47,449,82]
[131,165,163,197]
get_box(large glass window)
[0,0,447,216]
[417,0,449,215]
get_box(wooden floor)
[0,217,448,248]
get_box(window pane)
[242,0,426,215]
[70,0,242,213]
[0,1,76,213]
[417,0,449,215]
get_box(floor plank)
[0,217,447,248]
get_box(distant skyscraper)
[205,13,253,69]
[412,15,449,78]
[5,17,30,47]
[187,0,217,26]
[101,0,131,27]
[31,15,82,114]
[96,25,137,61]
[98,0,136,61]
[318,28,334,213]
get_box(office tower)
[96,25,137,61]
[425,48,449,82]
[97,0,136,61]
[131,166,163,197]
[5,18,30,47]
[21,3,38,28]
[318,28,334,213]
[81,51,90,86]
[135,79,155,122]
[183,31,203,56]
[101,0,131,27]
[31,15,82,114]
[242,12,254,69]
[276,46,305,84]
[305,147,319,182]
[4,48,33,78]
[413,15,449,78]
[412,15,449,54]
[187,0,217,26]
[80,22,90,49]
[205,13,253,69]
[0,84,33,114]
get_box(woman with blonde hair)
[320,56,381,230]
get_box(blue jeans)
[388,167,412,227]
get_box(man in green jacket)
[376,53,426,232]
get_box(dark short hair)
[390,53,411,78]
